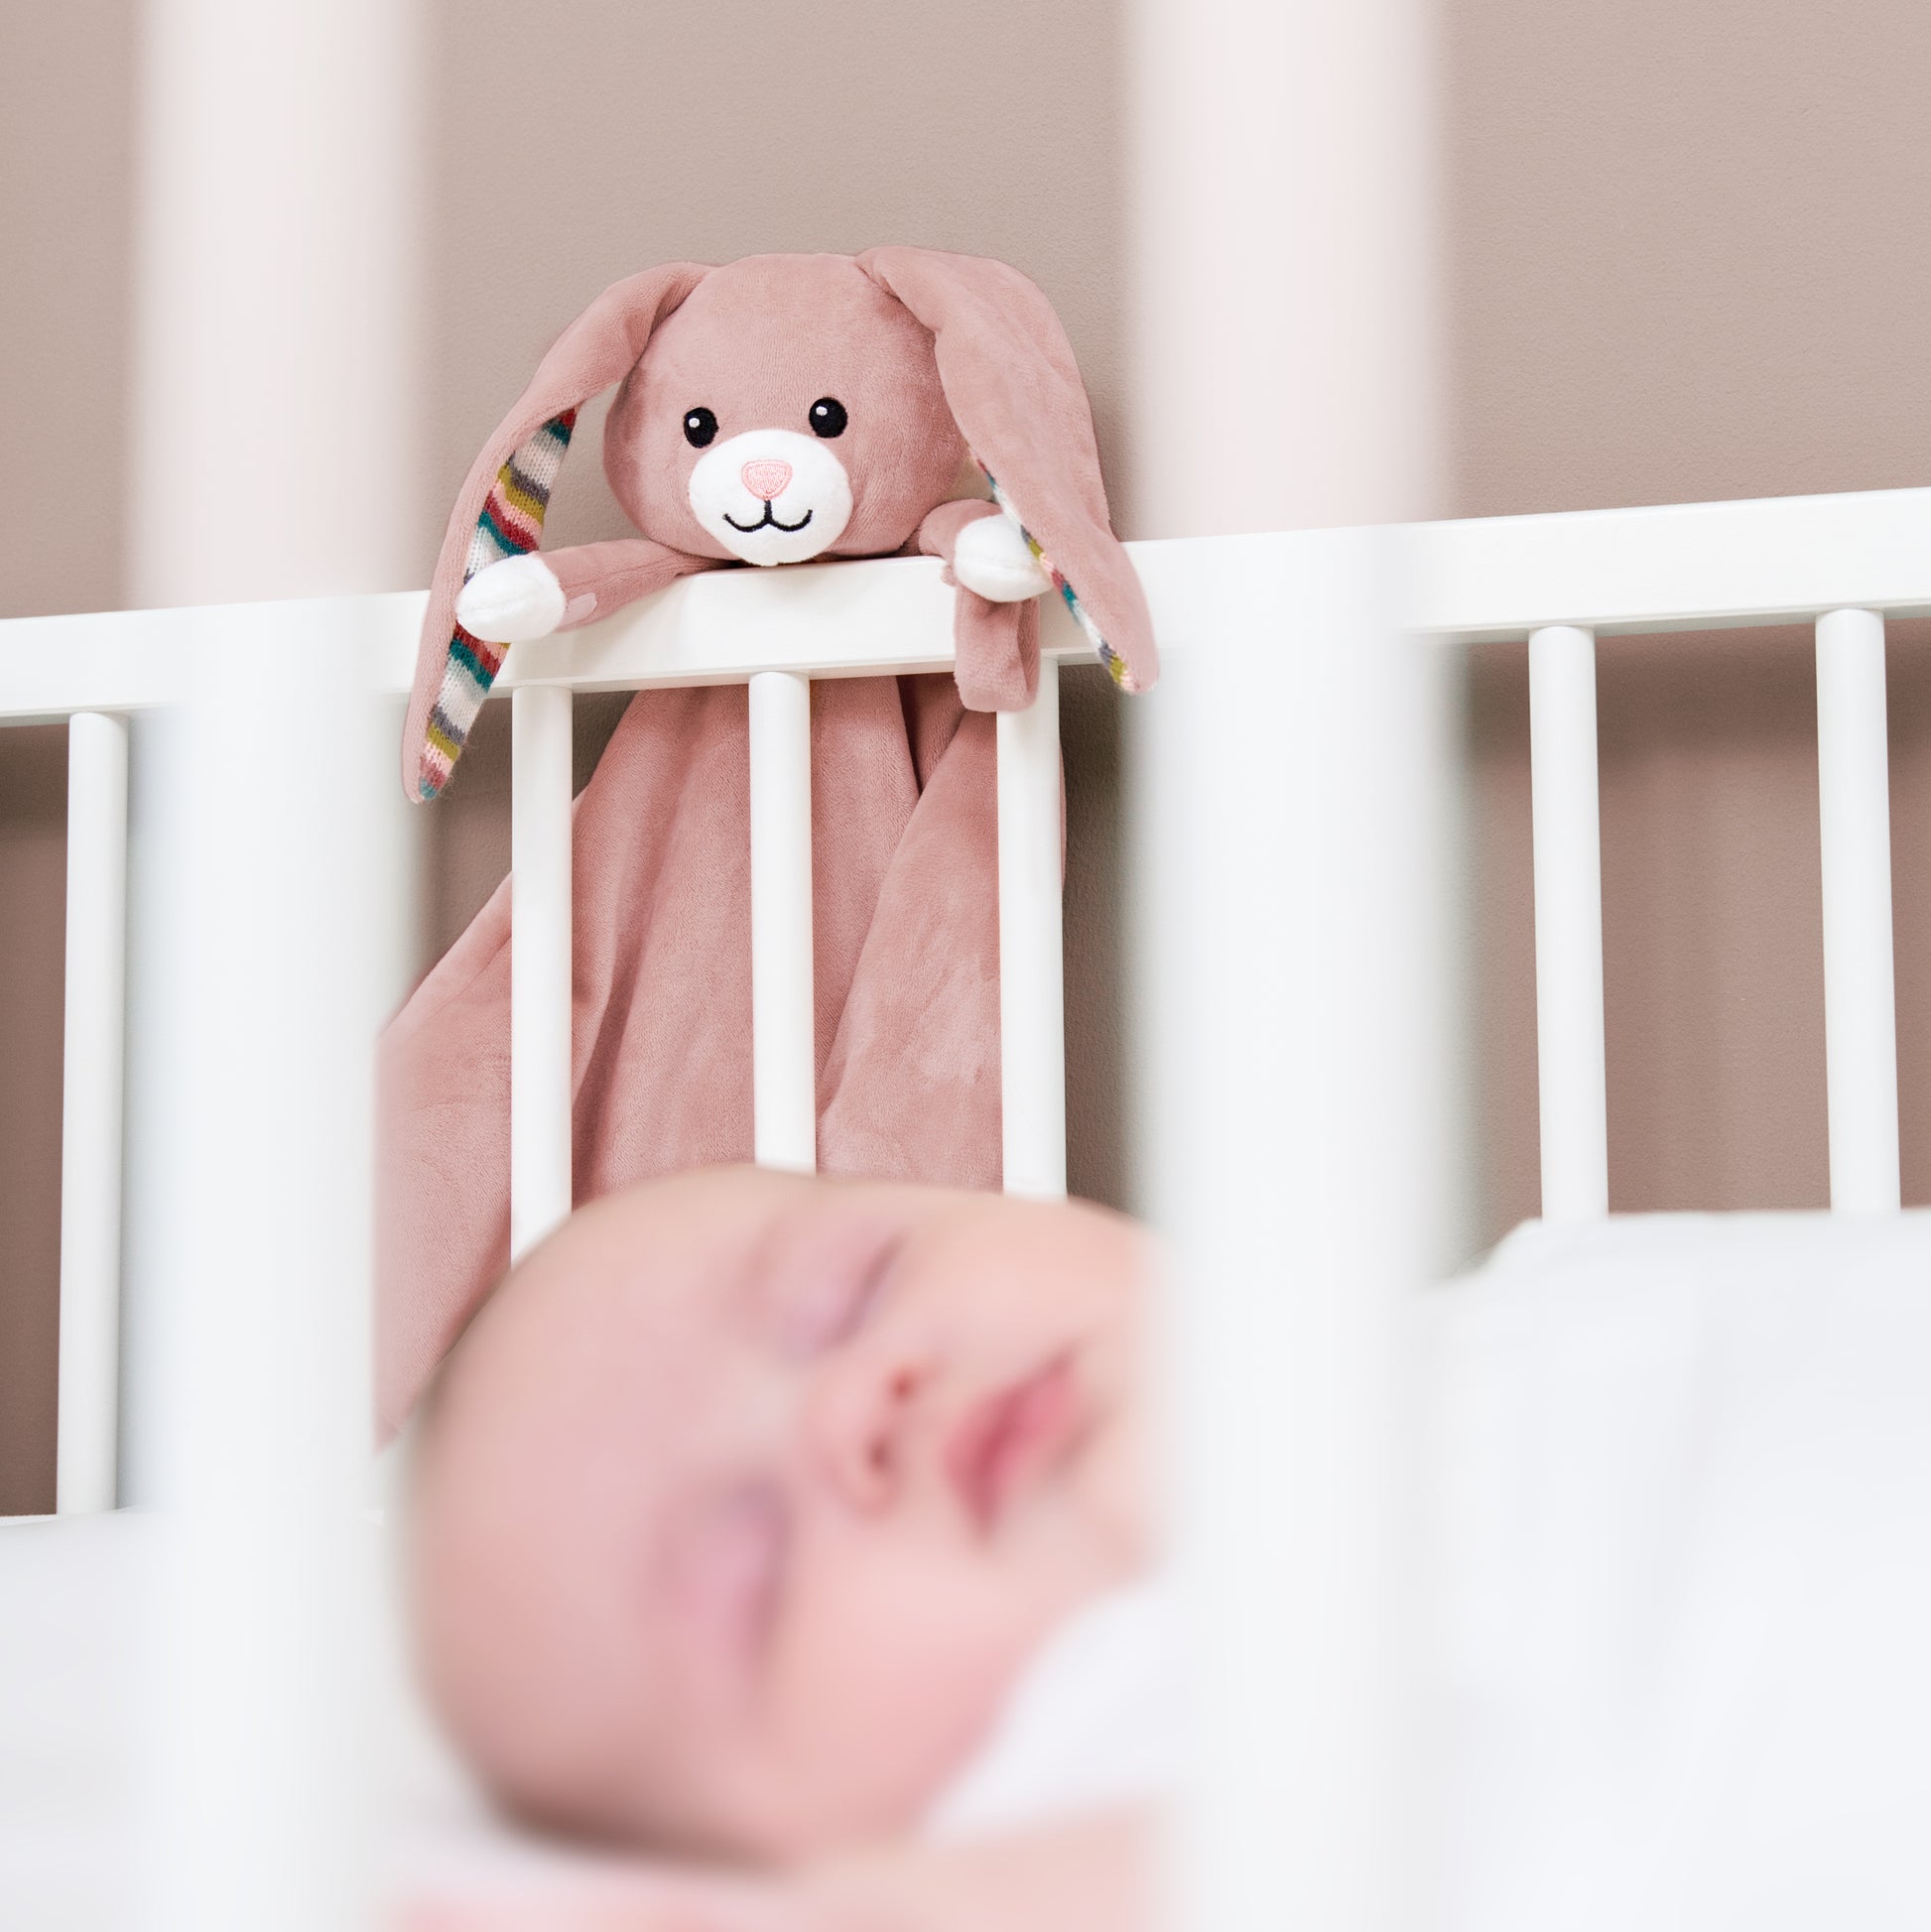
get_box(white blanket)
[5,1210,1928,1927]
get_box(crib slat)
[137,607,388,1932]
[748,671,818,1172]
[56,710,129,1514]
[1528,623,1609,1223]
[1144,534,1431,1932]
[996,662,1067,1198]
[511,685,575,1259]
[1815,608,1900,1212]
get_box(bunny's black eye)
[808,397,847,439]
[683,407,717,449]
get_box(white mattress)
[0,1512,572,1926]
[4,1209,1927,1927]
[0,1511,145,1930]
[1428,1209,1931,1930]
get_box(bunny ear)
[405,262,712,801]
[856,247,1156,695]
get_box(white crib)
[0,483,1922,1925]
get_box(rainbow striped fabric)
[417,409,579,800]
[979,462,1139,693]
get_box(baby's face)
[410,1168,1150,1859]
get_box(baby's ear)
[405,263,710,801]
[856,247,1157,695]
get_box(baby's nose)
[741,459,793,502]
[808,1361,922,1515]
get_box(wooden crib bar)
[1526,625,1609,1224]
[749,670,820,1175]
[997,662,1070,1200]
[509,685,576,1260]
[1815,608,1901,1212]
[55,710,128,1513]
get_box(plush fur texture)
[403,249,1155,800]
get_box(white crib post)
[1131,0,1442,1911]
[136,606,387,1932]
[748,670,818,1173]
[119,0,415,1918]
[1814,608,1900,1213]
[57,709,129,1516]
[1527,623,1609,1224]
[996,661,1067,1199]
[1138,534,1440,1932]
[511,684,576,1260]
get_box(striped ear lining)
[977,461,1140,693]
[417,408,579,800]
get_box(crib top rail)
[5,484,1931,724]
[1406,483,1931,642]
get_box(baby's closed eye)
[774,1229,905,1356]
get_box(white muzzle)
[688,428,853,566]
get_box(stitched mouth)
[723,503,814,535]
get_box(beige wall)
[419,0,1128,567]
[0,1,137,624]
[4,0,1930,1505]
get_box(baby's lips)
[944,1354,1081,1534]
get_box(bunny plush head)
[405,248,1155,800]
[606,253,963,567]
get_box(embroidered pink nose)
[741,459,793,502]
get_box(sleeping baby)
[398,1170,1931,1932]
[401,1166,1165,1930]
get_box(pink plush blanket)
[375,674,1008,1433]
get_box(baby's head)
[407,1167,1150,1860]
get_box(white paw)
[952,514,1053,603]
[454,554,566,643]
